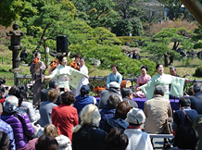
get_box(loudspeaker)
[57,35,68,53]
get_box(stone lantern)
[6,22,24,72]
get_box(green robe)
[140,73,185,100]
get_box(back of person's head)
[43,124,59,138]
[0,86,5,99]
[104,128,128,150]
[61,91,75,105]
[154,85,164,96]
[0,78,6,86]
[18,85,29,106]
[35,135,59,150]
[125,108,146,125]
[0,131,10,150]
[8,85,20,98]
[107,95,121,109]
[80,85,90,96]
[48,89,58,102]
[4,95,19,107]
[179,97,191,107]
[49,80,58,89]
[73,104,100,132]
[121,88,132,98]
[115,101,131,119]
[193,82,202,93]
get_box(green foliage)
[181,40,193,51]
[130,42,139,47]
[193,42,202,49]
[192,34,202,41]
[195,66,202,77]
[131,19,143,36]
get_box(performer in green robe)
[136,64,186,100]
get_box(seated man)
[1,96,35,150]
[39,89,58,127]
[144,86,172,148]
[121,88,138,108]
[98,82,122,109]
[106,64,122,89]
[189,82,202,114]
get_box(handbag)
[163,117,173,134]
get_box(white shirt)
[124,128,153,150]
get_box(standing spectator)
[106,64,122,89]
[30,52,46,107]
[43,124,72,150]
[20,50,28,64]
[124,108,153,150]
[173,97,198,149]
[1,96,35,150]
[9,85,40,123]
[0,131,10,150]
[121,88,138,108]
[74,85,96,117]
[39,89,58,127]
[35,135,59,150]
[0,103,15,150]
[104,101,131,133]
[72,104,107,150]
[189,83,202,114]
[99,95,121,130]
[144,86,172,148]
[52,91,78,141]
[104,128,128,150]
[99,82,122,109]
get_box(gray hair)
[169,66,176,71]
[107,95,121,109]
[4,95,19,106]
[193,82,202,93]
[121,88,133,98]
[154,86,164,95]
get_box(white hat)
[125,108,145,124]
[109,82,120,89]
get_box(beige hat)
[109,82,120,89]
[125,108,145,124]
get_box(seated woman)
[72,104,107,150]
[43,124,72,150]
[104,101,131,133]
[134,66,151,98]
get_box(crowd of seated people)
[1,71,202,150]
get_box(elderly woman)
[45,54,88,92]
[52,91,78,141]
[43,124,72,150]
[72,104,107,150]
[136,64,187,100]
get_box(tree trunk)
[169,55,174,65]
[164,53,169,67]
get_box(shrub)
[195,66,202,77]
[193,42,202,49]
[130,42,138,47]
[117,36,144,45]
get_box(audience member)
[169,66,180,77]
[173,97,198,149]
[124,108,153,150]
[99,82,122,109]
[35,135,59,150]
[0,86,6,104]
[41,79,61,105]
[72,104,106,150]
[43,124,72,150]
[104,101,131,133]
[0,103,15,150]
[1,96,35,150]
[0,131,10,150]
[99,95,121,130]
[104,128,128,150]
[52,91,78,141]
[189,83,202,114]
[144,86,172,148]
[39,89,58,127]
[74,85,96,117]
[106,64,122,89]
[121,88,138,108]
[8,85,40,123]
[193,115,202,150]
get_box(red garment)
[52,103,78,141]
[0,98,5,104]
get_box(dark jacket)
[104,117,129,133]
[72,124,106,150]
[122,97,138,108]
[189,92,202,114]
[99,104,116,130]
[41,88,61,105]
[1,105,35,150]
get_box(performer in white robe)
[136,64,186,100]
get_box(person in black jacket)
[72,104,107,150]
